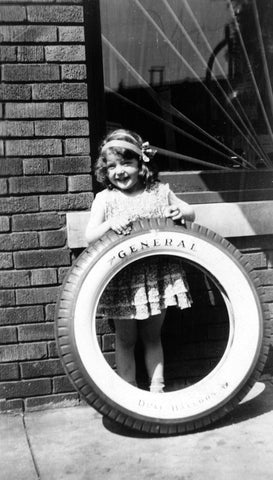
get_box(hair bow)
[141,141,157,163]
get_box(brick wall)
[0,0,92,412]
[232,236,273,380]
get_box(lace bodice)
[99,182,171,222]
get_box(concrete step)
[160,169,273,203]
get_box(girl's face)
[106,150,141,192]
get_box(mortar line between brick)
[22,413,41,480]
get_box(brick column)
[0,0,92,411]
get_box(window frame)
[83,0,273,202]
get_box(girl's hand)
[164,205,184,222]
[108,215,132,235]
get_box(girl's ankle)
[149,377,165,393]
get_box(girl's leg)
[114,319,138,385]
[138,311,165,392]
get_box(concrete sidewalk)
[1,381,273,480]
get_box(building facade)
[0,0,273,412]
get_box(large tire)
[55,218,270,434]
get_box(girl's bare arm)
[166,190,195,222]
[85,194,132,244]
[85,196,111,244]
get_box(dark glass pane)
[100,0,273,171]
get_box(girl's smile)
[106,153,142,193]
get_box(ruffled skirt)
[97,256,192,320]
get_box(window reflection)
[100,0,273,170]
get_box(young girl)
[85,129,195,393]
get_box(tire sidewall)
[59,221,265,425]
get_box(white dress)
[97,182,192,320]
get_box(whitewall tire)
[55,218,270,434]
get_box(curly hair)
[95,129,158,189]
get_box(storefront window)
[98,0,273,171]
